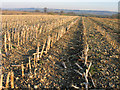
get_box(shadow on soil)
[44,19,85,87]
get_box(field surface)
[0,15,120,89]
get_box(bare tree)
[60,10,64,14]
[44,7,47,13]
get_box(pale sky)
[0,0,119,12]
[1,0,119,2]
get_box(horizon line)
[1,8,118,12]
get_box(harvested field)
[0,15,119,89]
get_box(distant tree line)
[34,7,77,16]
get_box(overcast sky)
[1,0,119,12]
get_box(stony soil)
[1,17,120,89]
